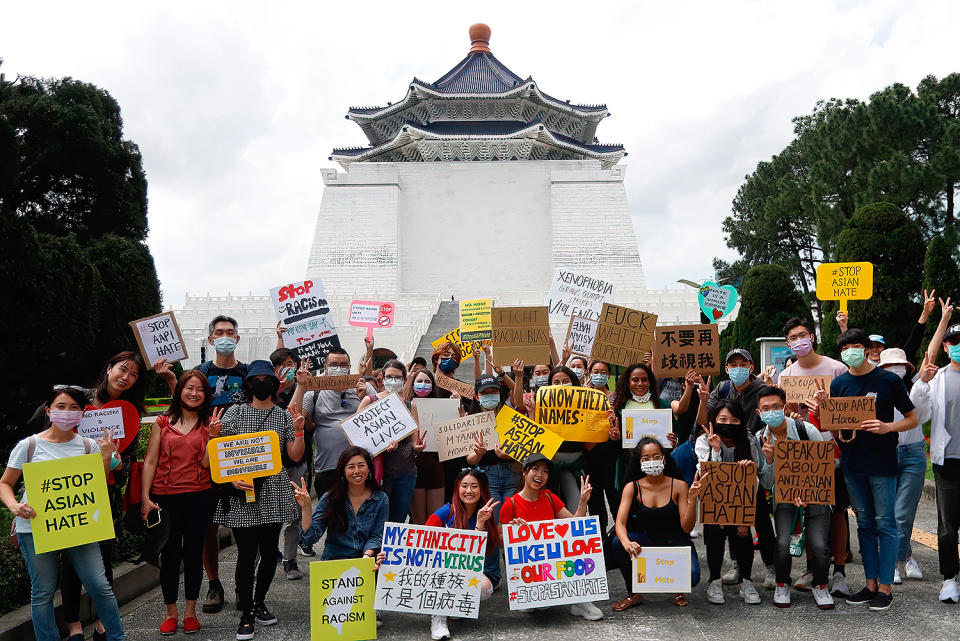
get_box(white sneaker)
[430,615,450,640]
[812,584,835,610]
[690,529,700,539]
[740,579,761,605]
[706,578,725,604]
[763,565,776,590]
[569,601,603,621]
[773,584,791,608]
[939,577,960,604]
[904,556,923,580]
[830,572,850,598]
[721,566,741,585]
[893,566,902,585]
[793,570,813,591]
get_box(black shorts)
[415,452,444,490]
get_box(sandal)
[612,594,645,611]
[673,594,689,607]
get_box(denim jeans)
[844,472,898,585]
[608,532,700,595]
[482,461,519,586]
[774,503,830,586]
[895,441,927,562]
[382,473,417,524]
[18,534,124,641]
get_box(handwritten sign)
[779,376,832,404]
[208,431,283,503]
[621,408,673,449]
[377,523,487,618]
[495,406,563,462]
[434,371,476,400]
[699,461,757,527]
[459,299,493,342]
[303,374,362,392]
[774,440,835,505]
[271,279,341,370]
[652,324,721,378]
[591,303,658,368]
[77,407,125,440]
[535,386,609,443]
[432,329,474,362]
[412,398,462,452]
[310,558,376,641]
[545,268,615,322]
[631,546,692,593]
[819,396,876,430]
[503,516,608,609]
[340,393,419,456]
[435,412,499,462]
[23,454,116,554]
[129,311,187,368]
[349,300,395,340]
[566,315,598,358]
[697,282,739,323]
[491,306,551,364]
[816,262,874,314]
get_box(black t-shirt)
[199,361,249,409]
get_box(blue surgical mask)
[759,409,785,427]
[841,347,866,368]
[590,373,609,387]
[532,375,549,388]
[439,358,457,374]
[727,366,750,386]
[949,344,960,363]
[212,336,237,355]
[478,393,500,410]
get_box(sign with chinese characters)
[271,279,341,370]
[590,303,658,368]
[652,324,722,378]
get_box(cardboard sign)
[459,298,493,342]
[815,262,874,313]
[535,386,610,443]
[77,407,124,440]
[303,374,362,392]
[699,461,757,527]
[590,303,658,367]
[697,282,739,323]
[129,311,187,368]
[774,440,835,505]
[339,393,419,456]
[377,523,488,618]
[22,454,116,554]
[435,412,499,462]
[491,306,551,364]
[545,268,615,322]
[503,516,608,609]
[819,396,876,430]
[652,324,722,378]
[349,300,395,340]
[208,431,283,503]
[310,558,376,641]
[431,328,475,361]
[621,409,673,449]
[566,315,598,358]
[434,371,476,400]
[271,279,341,370]
[495,406,563,462]
[412,398,462,452]
[631,546,692,593]
[779,376,832,404]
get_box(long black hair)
[549,365,582,387]
[612,363,658,413]
[93,351,147,416]
[623,437,682,482]
[706,399,752,462]
[322,446,380,533]
[165,370,213,427]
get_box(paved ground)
[118,498,957,641]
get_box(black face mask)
[714,423,742,440]
[248,379,277,401]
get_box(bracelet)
[294,432,304,438]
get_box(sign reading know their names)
[535,385,610,443]
[339,393,419,456]
[621,408,673,449]
[377,523,488,618]
[271,279,341,370]
[491,306,551,364]
[503,516,608,609]
[774,440,835,505]
[698,461,757,527]
[631,546,692,593]
[412,398,462,453]
[652,323,722,378]
[565,315,598,358]
[77,407,125,440]
[495,406,563,462]
[545,268,615,322]
[208,431,283,503]
[309,557,376,641]
[779,376,833,404]
[818,396,876,430]
[434,371,476,400]
[590,303,658,368]
[302,374,363,392]
[435,412,499,462]
[459,298,493,342]
[129,311,187,368]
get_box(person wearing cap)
[212,360,306,639]
[866,335,886,365]
[910,297,960,603]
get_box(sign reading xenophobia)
[545,269,615,322]
[271,279,341,370]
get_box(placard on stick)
[699,461,757,527]
[774,440,835,505]
[491,306,551,364]
[349,300,395,340]
[129,311,187,368]
[819,396,876,430]
[459,298,493,342]
[535,385,610,443]
[434,371,476,400]
[310,557,376,641]
[435,412,499,462]
[566,315,598,358]
[339,393,419,456]
[779,376,832,404]
[302,374,362,392]
[590,303,658,368]
[816,262,874,314]
[271,279,341,370]
[631,546,692,593]
[652,324,721,378]
[208,431,283,503]
[495,406,563,462]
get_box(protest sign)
[503,516,608,610]
[816,262,874,314]
[377,523,487,618]
[129,311,187,368]
[819,396,876,430]
[565,315,598,358]
[697,282,738,323]
[621,408,673,449]
[349,300,395,340]
[590,303,658,367]
[779,375,832,404]
[271,279,341,370]
[310,557,376,641]
[545,268,615,322]
[92,400,140,454]
[412,398,461,452]
[77,406,124,440]
[434,371,476,400]
[495,406,563,462]
[652,324,722,378]
[491,306,551,364]
[631,547,692,593]
[208,431,283,503]
[431,328,474,361]
[699,461,757,527]
[535,386,609,443]
[302,374,363,392]
[774,440,835,505]
[23,453,115,554]
[340,393,419,456]
[459,299,492,342]
[435,412,499,462]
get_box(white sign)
[545,268,615,322]
[270,279,341,370]
[435,412,499,462]
[622,408,673,449]
[412,398,462,452]
[339,394,419,456]
[130,312,187,368]
[631,546,692,593]
[566,315,598,358]
[77,407,125,440]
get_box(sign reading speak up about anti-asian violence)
[339,393,419,456]
[208,431,283,503]
[129,311,187,368]
[818,396,876,430]
[652,324,722,378]
[698,461,757,527]
[591,303,658,368]
[310,557,376,641]
[377,523,488,618]
[778,376,832,404]
[535,385,609,443]
[774,440,835,505]
[435,412,499,462]
[495,406,563,462]
[545,268,615,322]
[271,279,341,370]
[503,516,608,610]
[566,315,598,358]
[491,306,551,364]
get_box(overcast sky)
[3,1,957,306]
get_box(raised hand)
[355,377,367,401]
[291,476,311,510]
[761,433,774,464]
[578,474,593,503]
[706,422,722,452]
[413,430,427,453]
[99,425,116,460]
[277,365,295,392]
[920,289,936,322]
[476,498,500,528]
[523,392,535,416]
[512,359,525,375]
[295,360,311,386]
[698,376,711,402]
[642,351,652,365]
[385,440,399,453]
[275,321,287,339]
[154,358,176,384]
[471,434,487,458]
[919,352,939,383]
[289,403,305,435]
[940,296,955,319]
[835,310,848,332]
[762,365,776,385]
[688,470,709,500]
[208,407,225,437]
[561,343,572,366]
[667,432,678,448]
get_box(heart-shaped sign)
[698,282,738,324]
[554,523,570,537]
[81,399,141,454]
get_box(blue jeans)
[18,533,124,641]
[844,472,898,585]
[895,441,927,562]
[482,461,520,587]
[382,473,417,524]
[609,532,700,594]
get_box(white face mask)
[326,365,349,376]
[631,392,651,403]
[885,365,907,379]
[640,459,665,476]
[383,377,404,392]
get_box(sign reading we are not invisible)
[208,431,283,503]
[339,393,419,456]
[590,303,658,368]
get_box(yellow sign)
[495,406,563,462]
[459,298,493,342]
[22,454,115,554]
[431,328,474,361]
[310,557,377,641]
[535,386,610,443]
[208,431,283,503]
[816,262,874,313]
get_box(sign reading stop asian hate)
[698,461,757,527]
[310,558,376,641]
[535,385,610,443]
[815,262,874,314]
[590,303,658,368]
[779,376,832,404]
[339,393,419,456]
[129,311,187,368]
[208,431,283,503]
[495,406,563,462]
[271,279,341,370]
[774,440,835,505]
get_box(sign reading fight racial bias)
[503,516,608,609]
[652,324,722,378]
[431,328,475,361]
[535,385,610,443]
[377,523,488,618]
[435,412,499,462]
[774,440,835,505]
[779,376,833,404]
[208,431,283,503]
[545,268,615,322]
[459,298,492,342]
[495,406,563,462]
[491,306,551,364]
[129,311,187,368]
[23,454,115,554]
[434,371,476,400]
[816,262,874,314]
[412,398,462,453]
[565,315,598,358]
[698,461,757,527]
[271,279,341,370]
[591,303,658,368]
[339,393,419,456]
[631,546,692,593]
[302,374,363,392]
[310,558,376,641]
[819,396,876,430]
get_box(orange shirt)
[151,415,212,494]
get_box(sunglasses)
[53,384,86,393]
[459,466,487,479]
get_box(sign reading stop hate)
[349,300,395,339]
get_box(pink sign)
[349,300,395,338]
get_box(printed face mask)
[49,409,83,431]
[478,393,500,410]
[590,373,609,387]
[532,375,549,388]
[640,459,665,476]
[413,382,433,397]
[383,377,404,393]
[282,367,295,382]
[570,367,585,380]
[212,336,237,355]
[790,337,814,357]
[948,343,960,363]
[727,366,750,386]
[759,409,785,427]
[841,348,866,368]
[326,365,349,376]
[439,358,457,374]
[631,392,651,403]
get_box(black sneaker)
[298,543,316,557]
[868,592,893,611]
[203,579,225,614]
[236,611,255,641]
[846,587,878,605]
[254,603,278,626]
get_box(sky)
[2,0,958,306]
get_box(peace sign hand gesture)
[761,433,774,464]
[706,422,722,453]
[208,407,226,437]
[99,425,116,459]
[291,476,312,510]
[578,474,593,504]
[698,376,711,402]
[471,434,487,458]
[919,352,939,383]
[289,403,305,435]
[413,430,427,453]
[688,469,709,501]
[476,498,501,528]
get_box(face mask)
[640,459,665,476]
[326,365,349,376]
[570,367,585,380]
[631,392,651,403]
[949,344,960,363]
[282,367,295,382]
[439,358,457,374]
[727,366,750,386]
[590,373,609,387]
[248,379,276,401]
[790,337,813,357]
[383,377,404,393]
[478,393,500,410]
[413,382,433,397]
[532,375,549,388]
[714,422,741,439]
[759,409,785,427]
[885,365,907,379]
[49,409,83,431]
[841,348,866,368]
[212,336,237,355]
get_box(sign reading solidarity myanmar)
[491,306,551,364]
[565,315,598,358]
[774,440,835,505]
[377,523,488,618]
[503,516,608,609]
[459,298,493,342]
[535,386,610,443]
[310,558,376,641]
[349,300,395,340]
[631,547,692,593]
[818,396,876,430]
[432,328,475,361]
[339,393,419,456]
[545,268,615,322]
[208,431,283,503]
[652,324,722,378]
[495,406,563,462]
[815,262,874,314]
[434,412,499,463]
[129,311,188,368]
[698,461,757,527]
[22,454,115,554]
[271,279,341,370]
[590,303,658,367]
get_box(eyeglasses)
[53,384,86,393]
[786,332,812,344]
[639,454,665,462]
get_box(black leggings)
[62,540,114,623]
[705,524,754,581]
[232,523,283,612]
[156,490,213,605]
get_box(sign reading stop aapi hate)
[310,557,376,641]
[590,303,658,368]
[774,440,835,505]
[819,396,876,430]
[535,385,610,443]
[271,279,341,370]
[129,311,187,368]
[495,406,563,462]
[339,393,419,457]
[698,461,757,527]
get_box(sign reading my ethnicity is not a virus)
[309,557,376,641]
[339,393,419,457]
[270,279,341,370]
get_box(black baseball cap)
[521,453,552,470]
[475,374,499,394]
[725,348,753,364]
[945,324,960,341]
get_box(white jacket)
[909,366,956,465]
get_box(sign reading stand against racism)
[271,279,341,370]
